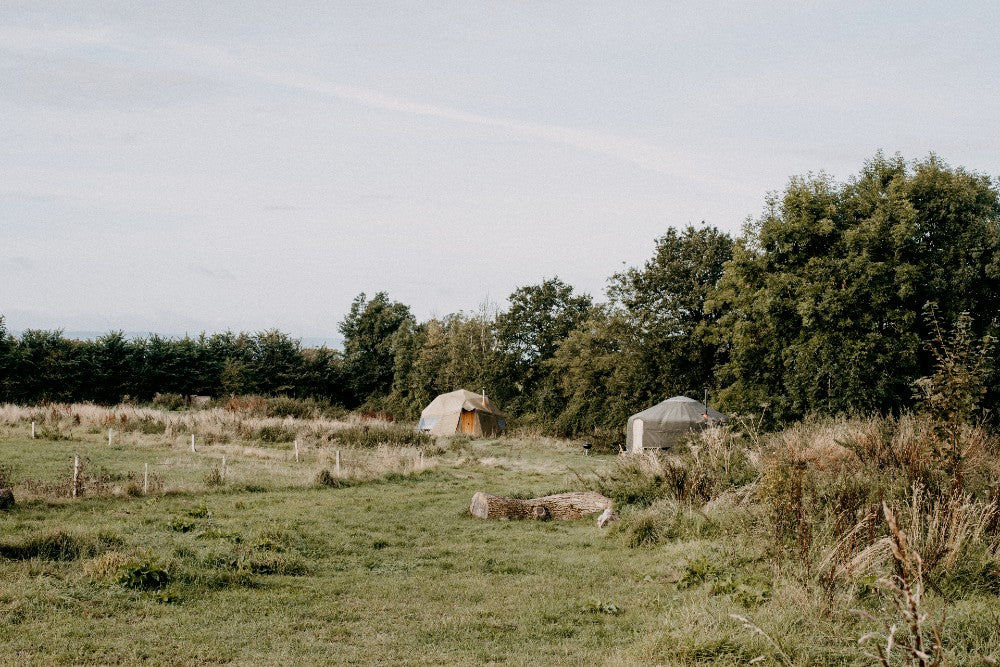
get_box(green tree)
[249,330,304,395]
[138,335,202,400]
[492,277,592,416]
[608,224,734,404]
[339,292,414,405]
[0,316,13,401]
[11,330,86,403]
[714,154,1000,422]
[547,306,632,435]
[89,331,143,404]
[299,345,348,404]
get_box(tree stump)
[0,488,14,510]
[470,491,612,520]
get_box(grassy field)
[2,405,1000,665]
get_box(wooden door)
[460,410,476,434]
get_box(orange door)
[460,410,476,434]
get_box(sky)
[2,2,999,345]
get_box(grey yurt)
[417,390,505,437]
[626,396,728,453]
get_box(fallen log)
[470,490,612,520]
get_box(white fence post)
[72,455,80,498]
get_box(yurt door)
[460,410,476,434]
[631,420,644,453]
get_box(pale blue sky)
[2,2,998,341]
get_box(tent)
[417,390,506,437]
[625,396,728,453]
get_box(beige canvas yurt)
[626,396,728,453]
[417,390,505,437]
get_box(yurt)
[417,390,505,437]
[626,396,727,453]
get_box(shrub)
[614,500,721,548]
[330,425,432,449]
[186,503,210,518]
[36,424,72,441]
[133,416,167,434]
[168,517,197,533]
[264,397,322,419]
[118,555,171,591]
[152,393,187,410]
[315,469,350,488]
[204,467,225,487]
[255,425,297,443]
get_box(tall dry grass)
[0,401,445,498]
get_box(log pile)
[469,490,612,521]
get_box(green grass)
[3,415,1000,665]
[0,444,653,664]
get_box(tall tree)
[339,292,414,405]
[492,277,592,416]
[607,224,734,404]
[714,154,1000,422]
[11,330,86,403]
[0,317,12,401]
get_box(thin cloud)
[169,40,687,178]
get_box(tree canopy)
[3,154,997,434]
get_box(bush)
[614,500,721,548]
[152,393,187,411]
[591,427,759,509]
[315,469,350,488]
[132,416,167,434]
[118,555,171,591]
[255,425,297,443]
[204,467,225,487]
[330,425,432,449]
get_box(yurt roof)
[420,389,504,418]
[628,396,727,425]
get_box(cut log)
[470,490,612,521]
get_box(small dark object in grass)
[316,469,349,488]
[168,517,197,533]
[118,559,171,591]
[0,488,14,510]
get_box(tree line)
[2,154,997,433]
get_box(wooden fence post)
[108,429,113,447]
[31,421,36,439]
[191,434,196,453]
[335,449,341,477]
[143,463,149,495]
[72,455,80,498]
[294,438,300,463]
